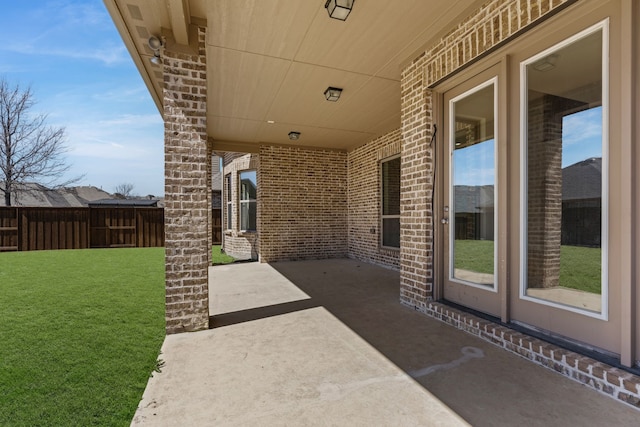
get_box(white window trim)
[239,169,257,233]
[518,19,609,320]
[447,77,499,293]
[225,173,232,231]
[380,154,400,250]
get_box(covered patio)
[131,259,639,426]
[105,0,640,416]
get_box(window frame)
[238,169,257,233]
[380,154,401,250]
[518,19,609,320]
[224,173,232,230]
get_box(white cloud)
[1,1,129,66]
[3,42,128,66]
[97,114,163,127]
[455,167,495,186]
[70,141,145,159]
[0,1,166,195]
[562,108,602,146]
[92,86,149,102]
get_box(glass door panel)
[442,71,501,319]
[521,25,606,317]
[450,82,496,288]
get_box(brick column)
[207,141,213,263]
[163,27,209,333]
[399,55,435,310]
[527,93,583,288]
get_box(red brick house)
[105,0,640,406]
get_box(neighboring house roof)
[454,158,602,213]
[88,198,159,207]
[212,171,222,192]
[562,157,601,201]
[0,183,112,207]
[454,185,494,214]
[212,154,222,192]
[70,186,116,202]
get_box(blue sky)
[561,107,602,167]
[454,107,603,186]
[0,0,164,196]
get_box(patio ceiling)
[104,0,483,152]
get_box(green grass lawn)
[454,240,495,275]
[212,245,235,265]
[0,248,165,426]
[454,240,601,293]
[558,245,602,294]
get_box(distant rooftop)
[88,198,159,207]
[562,157,601,201]
[0,183,112,207]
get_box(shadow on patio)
[131,259,638,426]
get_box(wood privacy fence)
[212,208,222,244]
[0,207,164,252]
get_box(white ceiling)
[105,0,484,152]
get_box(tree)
[114,182,135,198]
[0,77,78,206]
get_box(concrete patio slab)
[131,259,639,426]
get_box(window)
[225,174,232,230]
[239,170,257,232]
[381,156,400,248]
[521,22,607,316]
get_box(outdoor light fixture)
[324,87,343,102]
[150,53,162,65]
[325,0,354,21]
[148,36,164,65]
[288,131,301,141]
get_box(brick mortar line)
[409,301,640,409]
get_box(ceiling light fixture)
[324,87,343,102]
[532,54,558,72]
[288,131,301,141]
[325,0,354,21]
[148,36,164,65]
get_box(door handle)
[441,218,449,224]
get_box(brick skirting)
[420,302,640,409]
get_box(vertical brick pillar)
[399,55,435,310]
[207,140,213,263]
[163,27,210,333]
[526,93,582,288]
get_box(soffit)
[106,0,484,152]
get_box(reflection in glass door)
[449,81,496,289]
[521,24,606,317]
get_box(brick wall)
[526,94,564,288]
[163,27,210,333]
[426,302,640,409]
[347,129,401,269]
[400,57,434,310]
[259,145,347,262]
[399,0,575,310]
[224,232,258,260]
[396,0,640,407]
[221,153,259,260]
[423,0,577,86]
